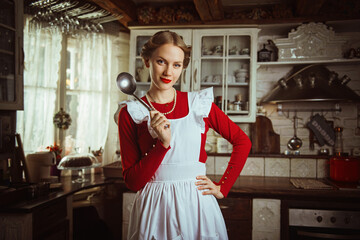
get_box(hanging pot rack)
[25,0,122,24]
[277,103,341,118]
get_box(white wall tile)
[252,230,280,240]
[206,156,215,175]
[257,59,360,156]
[265,158,290,177]
[214,156,230,175]
[253,198,281,231]
[290,158,317,178]
[241,157,265,176]
[317,158,330,178]
[123,192,136,222]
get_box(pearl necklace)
[145,88,177,115]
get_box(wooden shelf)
[257,58,360,67]
[201,82,249,87]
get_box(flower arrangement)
[47,143,62,177]
[46,143,62,160]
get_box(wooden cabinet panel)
[33,198,67,238]
[218,197,252,240]
[225,219,251,240]
[218,198,251,220]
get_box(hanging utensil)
[287,112,303,150]
[116,72,153,111]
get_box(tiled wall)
[256,29,360,156]
[206,156,329,179]
[257,64,360,156]
[206,31,360,177]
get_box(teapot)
[136,65,149,82]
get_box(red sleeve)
[118,106,170,191]
[204,103,252,197]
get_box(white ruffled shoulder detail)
[119,100,158,138]
[188,87,214,133]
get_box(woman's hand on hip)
[150,110,171,148]
[195,175,224,199]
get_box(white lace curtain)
[66,35,111,153]
[16,16,62,152]
[17,16,112,155]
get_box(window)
[17,16,127,165]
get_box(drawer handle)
[219,205,229,209]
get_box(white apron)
[125,88,228,240]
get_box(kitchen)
[1,0,360,239]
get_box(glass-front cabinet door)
[192,28,259,122]
[129,29,192,97]
[0,0,23,110]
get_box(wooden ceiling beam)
[206,0,224,21]
[87,0,137,28]
[296,0,326,16]
[193,0,224,21]
[193,0,213,21]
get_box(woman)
[118,30,251,240]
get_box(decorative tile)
[290,158,317,178]
[122,222,129,240]
[205,156,215,175]
[123,192,136,222]
[253,198,281,231]
[241,157,264,176]
[252,230,280,240]
[264,158,290,177]
[317,158,330,178]
[214,156,230,175]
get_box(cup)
[241,48,250,55]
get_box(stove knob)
[330,217,336,223]
[316,216,323,223]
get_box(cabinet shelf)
[201,55,251,60]
[257,58,360,67]
[201,82,249,87]
[227,110,249,115]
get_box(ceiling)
[25,0,360,31]
[88,0,360,30]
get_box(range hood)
[261,65,360,104]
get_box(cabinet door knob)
[219,205,229,209]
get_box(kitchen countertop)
[0,174,114,213]
[208,175,360,201]
[1,174,359,213]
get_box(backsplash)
[206,156,329,179]
[257,64,360,156]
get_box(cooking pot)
[330,156,360,182]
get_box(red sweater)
[118,90,251,197]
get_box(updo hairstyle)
[141,30,192,68]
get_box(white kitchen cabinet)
[128,28,259,122]
[192,28,260,123]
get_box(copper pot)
[330,156,360,182]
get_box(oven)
[289,208,360,240]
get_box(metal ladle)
[287,113,303,150]
[116,72,153,111]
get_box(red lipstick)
[161,78,172,84]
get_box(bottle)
[334,127,344,156]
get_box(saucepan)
[330,155,360,182]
